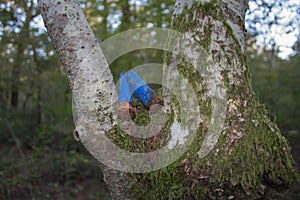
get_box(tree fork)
[39,0,298,199]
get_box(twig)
[5,119,25,159]
[5,118,34,198]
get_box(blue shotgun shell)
[127,70,152,105]
[119,71,133,104]
[118,72,135,120]
[127,70,163,110]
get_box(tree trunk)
[102,0,109,39]
[10,52,21,108]
[33,49,43,124]
[11,39,26,108]
[39,0,297,199]
[119,0,131,31]
[11,0,36,108]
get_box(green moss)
[104,90,172,153]
[104,2,298,199]
[132,98,151,126]
[126,110,297,198]
[130,162,186,200]
[171,0,249,64]
[197,99,298,190]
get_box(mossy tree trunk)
[39,0,297,199]
[156,0,297,199]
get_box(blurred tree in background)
[0,0,299,199]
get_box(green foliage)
[249,47,300,132]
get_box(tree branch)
[39,0,117,139]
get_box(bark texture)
[39,0,297,199]
[39,1,132,199]
[158,0,297,199]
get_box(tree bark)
[39,0,297,199]
[10,48,21,108]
